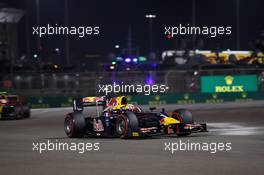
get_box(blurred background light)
[125,58,131,63]
[138,56,147,62]
[133,58,138,63]
[116,57,123,61]
[145,75,154,85]
[53,64,59,69]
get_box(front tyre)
[116,111,139,139]
[172,109,193,137]
[22,105,30,118]
[64,112,86,138]
[116,115,128,138]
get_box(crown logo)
[242,92,247,98]
[38,97,43,103]
[155,95,160,101]
[184,93,189,100]
[212,93,218,99]
[225,76,234,85]
[68,97,73,103]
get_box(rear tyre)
[64,112,86,138]
[116,111,139,139]
[172,109,193,137]
[14,106,23,119]
[22,105,30,118]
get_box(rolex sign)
[201,75,258,93]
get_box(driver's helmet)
[112,96,128,110]
[0,95,7,104]
[120,96,127,105]
[116,96,142,112]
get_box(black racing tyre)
[64,112,86,138]
[14,106,23,119]
[172,108,194,124]
[172,109,194,137]
[116,111,139,139]
[22,105,30,118]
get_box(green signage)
[201,75,258,93]
[27,92,264,108]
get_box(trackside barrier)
[28,92,264,108]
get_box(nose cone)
[0,99,7,104]
[161,117,180,126]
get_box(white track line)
[208,122,263,136]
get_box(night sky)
[1,0,264,60]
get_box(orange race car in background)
[0,92,30,120]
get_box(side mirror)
[73,97,83,112]
[149,107,156,112]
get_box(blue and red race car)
[64,96,207,139]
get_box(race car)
[64,96,207,139]
[0,92,30,120]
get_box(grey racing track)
[0,101,264,175]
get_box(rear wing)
[0,92,7,99]
[72,96,106,112]
[7,95,19,102]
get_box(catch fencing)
[1,68,264,97]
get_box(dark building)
[0,7,24,65]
